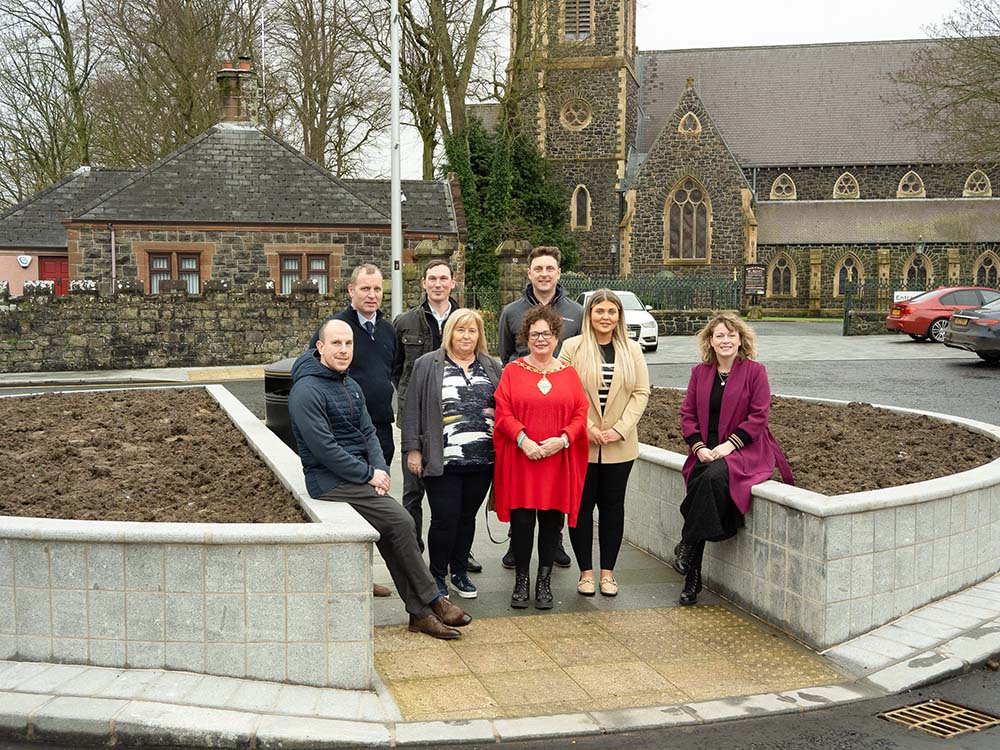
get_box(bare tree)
[893,0,1000,160]
[0,0,97,205]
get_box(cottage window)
[834,255,863,296]
[767,255,795,297]
[280,254,330,293]
[571,185,591,231]
[975,253,998,287]
[904,254,931,288]
[769,174,796,200]
[896,170,926,198]
[964,170,992,197]
[564,0,592,40]
[664,177,711,262]
[149,252,202,294]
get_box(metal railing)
[559,274,742,311]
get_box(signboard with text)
[744,263,766,296]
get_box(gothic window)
[964,170,992,197]
[560,98,592,130]
[564,0,593,41]
[975,252,999,287]
[767,254,796,297]
[833,255,863,296]
[769,173,797,200]
[903,254,932,288]
[897,170,926,198]
[664,177,711,262]
[571,185,591,231]
[678,111,702,136]
[833,172,860,199]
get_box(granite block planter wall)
[0,385,379,689]
[624,397,1000,650]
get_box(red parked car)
[885,286,1000,343]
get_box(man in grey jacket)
[496,246,584,568]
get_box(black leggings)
[509,508,563,570]
[568,460,633,571]
[423,467,493,578]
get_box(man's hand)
[406,450,423,478]
[520,437,545,460]
[369,469,391,495]
[538,437,565,458]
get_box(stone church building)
[506,0,1000,314]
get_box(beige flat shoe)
[577,575,596,596]
[600,575,618,597]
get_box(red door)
[39,256,69,296]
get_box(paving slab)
[114,701,258,748]
[493,713,603,741]
[53,668,125,697]
[255,715,391,748]
[590,704,699,731]
[0,692,51,733]
[865,651,966,693]
[0,663,56,691]
[394,719,496,745]
[31,696,127,742]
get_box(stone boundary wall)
[649,310,721,336]
[844,311,892,336]
[0,385,379,689]
[624,395,1000,650]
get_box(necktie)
[364,321,375,339]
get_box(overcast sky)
[389,0,962,178]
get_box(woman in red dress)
[493,305,589,609]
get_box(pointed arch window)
[769,173,797,200]
[964,170,992,197]
[897,170,926,198]
[564,0,593,41]
[834,255,864,296]
[767,254,796,297]
[903,253,932,288]
[664,177,711,262]
[571,185,591,231]
[833,172,860,199]
[678,111,702,135]
[975,252,999,287]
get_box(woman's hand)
[588,425,607,445]
[600,428,623,444]
[710,442,735,460]
[406,450,423,477]
[520,437,546,460]
[695,446,714,463]
[538,437,565,457]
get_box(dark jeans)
[401,459,425,552]
[423,467,493,578]
[319,483,437,618]
[374,422,395,467]
[510,508,563,570]
[568,459,633,571]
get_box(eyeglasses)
[528,331,554,341]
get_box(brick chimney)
[217,57,256,123]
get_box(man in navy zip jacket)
[310,264,396,465]
[290,319,472,640]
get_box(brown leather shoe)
[408,614,461,640]
[372,583,391,597]
[432,596,473,627]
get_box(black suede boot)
[679,566,702,605]
[535,565,553,610]
[510,567,530,609]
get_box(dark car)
[885,286,1000,343]
[943,298,1000,363]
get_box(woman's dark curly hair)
[516,304,564,346]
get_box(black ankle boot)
[679,566,702,606]
[511,568,530,609]
[535,565,553,610]
[673,542,694,575]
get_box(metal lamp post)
[390,0,403,318]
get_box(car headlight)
[642,321,657,330]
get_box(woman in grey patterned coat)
[401,309,503,600]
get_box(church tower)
[513,0,639,273]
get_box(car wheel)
[927,318,949,343]
[907,334,927,342]
[977,352,1000,364]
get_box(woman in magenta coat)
[675,313,793,605]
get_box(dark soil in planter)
[638,388,1000,495]
[0,388,307,522]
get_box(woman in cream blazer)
[559,290,650,596]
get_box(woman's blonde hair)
[442,308,487,357]
[573,289,636,394]
[696,313,757,364]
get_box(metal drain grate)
[879,699,1000,738]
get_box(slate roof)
[345,179,458,235]
[757,199,1000,244]
[73,124,389,226]
[637,40,947,167]
[0,168,134,249]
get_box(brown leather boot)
[408,613,461,640]
[432,596,473,627]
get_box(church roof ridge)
[638,37,939,56]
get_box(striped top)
[598,342,615,413]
